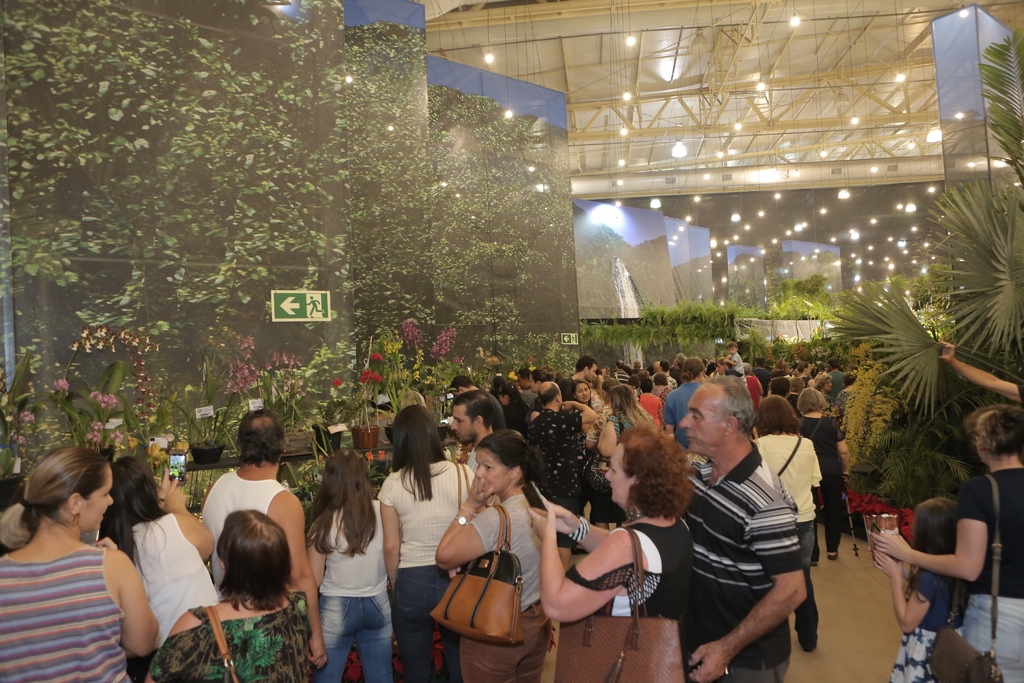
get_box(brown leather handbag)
[431,505,524,644]
[555,528,685,683]
[930,474,1004,683]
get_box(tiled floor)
[541,526,903,682]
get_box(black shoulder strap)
[778,436,803,476]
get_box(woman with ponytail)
[0,447,158,682]
[436,430,550,683]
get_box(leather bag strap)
[777,436,803,477]
[493,504,511,553]
[986,474,1001,657]
[205,607,240,683]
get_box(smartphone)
[940,343,950,358]
[523,481,547,511]
[168,451,187,482]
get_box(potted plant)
[50,360,135,461]
[314,378,353,455]
[254,351,314,454]
[174,353,241,464]
[0,353,39,508]
[352,340,386,449]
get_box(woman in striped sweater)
[0,447,158,682]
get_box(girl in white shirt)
[307,451,392,683]
[379,405,472,683]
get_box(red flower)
[359,369,373,383]
[370,352,383,361]
[332,379,343,387]
[372,373,383,382]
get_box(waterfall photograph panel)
[726,245,767,309]
[665,218,712,303]
[781,240,842,293]
[573,200,675,319]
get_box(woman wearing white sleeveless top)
[380,405,472,683]
[100,457,218,680]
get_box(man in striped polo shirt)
[681,377,806,683]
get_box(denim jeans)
[793,520,818,651]
[314,591,393,683]
[392,565,463,683]
[964,593,1024,683]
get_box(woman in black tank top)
[527,425,694,652]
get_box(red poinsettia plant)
[847,491,915,542]
[354,342,386,427]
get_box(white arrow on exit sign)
[279,297,300,316]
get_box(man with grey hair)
[680,376,805,683]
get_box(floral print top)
[149,592,311,683]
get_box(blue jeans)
[314,592,393,683]
[793,520,818,651]
[965,594,1024,683]
[392,565,463,683]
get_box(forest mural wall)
[1,0,578,451]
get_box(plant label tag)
[249,399,264,411]
[328,423,346,434]
[195,405,215,419]
[13,456,21,475]
[105,419,123,429]
[377,393,390,404]
[150,436,169,449]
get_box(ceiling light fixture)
[485,52,495,64]
[623,92,632,101]
[895,73,906,83]
[790,14,801,27]
[927,129,942,142]
[650,198,662,209]
[626,34,637,46]
[851,117,859,125]
[671,141,687,158]
[618,159,626,166]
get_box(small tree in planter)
[0,353,40,507]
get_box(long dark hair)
[307,450,376,557]
[391,404,446,501]
[476,430,544,485]
[907,498,968,614]
[100,456,165,565]
[493,378,530,412]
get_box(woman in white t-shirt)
[99,456,218,681]
[379,405,472,683]
[307,451,391,683]
[754,395,822,653]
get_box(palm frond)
[980,30,1024,184]
[833,282,954,412]
[937,183,1024,358]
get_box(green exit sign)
[560,332,579,345]
[271,290,331,322]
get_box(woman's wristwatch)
[455,504,481,526]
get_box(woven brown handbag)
[554,528,685,683]
[430,505,524,644]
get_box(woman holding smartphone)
[435,430,550,683]
[100,456,217,681]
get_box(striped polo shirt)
[0,546,127,682]
[686,445,802,670]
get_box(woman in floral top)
[147,511,311,683]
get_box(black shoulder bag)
[777,436,804,477]
[929,474,1003,683]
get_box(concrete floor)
[541,526,903,682]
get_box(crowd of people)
[1,341,1023,683]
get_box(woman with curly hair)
[529,425,694,657]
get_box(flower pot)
[190,444,225,465]
[0,475,25,510]
[313,425,344,455]
[351,425,380,450]
[98,447,116,461]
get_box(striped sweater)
[686,446,803,669]
[0,546,127,682]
